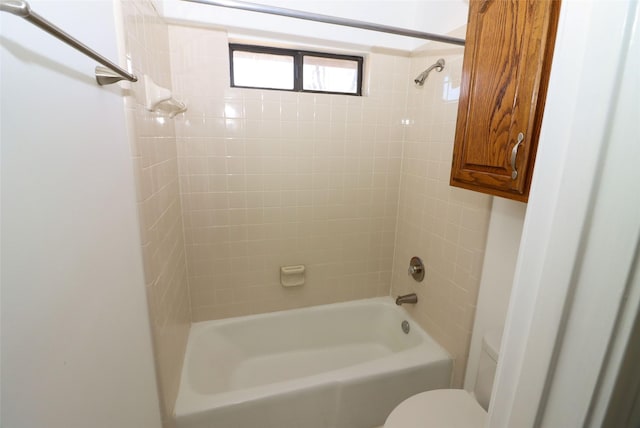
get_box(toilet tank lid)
[482,330,502,361]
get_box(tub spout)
[395,293,418,305]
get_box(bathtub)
[174,297,452,428]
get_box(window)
[229,44,363,96]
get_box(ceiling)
[156,0,469,53]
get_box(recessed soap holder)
[280,265,305,287]
[408,256,425,282]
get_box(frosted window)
[232,51,294,90]
[303,56,359,94]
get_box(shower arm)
[415,58,445,85]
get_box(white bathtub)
[174,297,452,428]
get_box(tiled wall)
[168,25,411,321]
[121,2,491,411]
[120,1,191,425]
[390,47,492,387]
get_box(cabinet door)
[450,0,560,202]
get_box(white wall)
[0,1,162,427]
[489,0,640,426]
[535,1,640,423]
[463,197,525,391]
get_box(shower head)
[414,58,445,86]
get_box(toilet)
[383,331,501,428]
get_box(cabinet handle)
[511,132,525,180]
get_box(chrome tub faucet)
[395,293,418,305]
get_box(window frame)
[229,44,364,96]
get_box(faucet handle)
[408,265,422,275]
[408,256,425,282]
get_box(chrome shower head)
[414,58,445,86]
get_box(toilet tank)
[473,330,501,411]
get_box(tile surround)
[122,0,491,415]
[120,1,191,426]
[166,24,490,386]
[169,25,410,321]
[391,49,492,387]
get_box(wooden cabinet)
[450,0,561,202]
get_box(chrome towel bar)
[0,0,137,85]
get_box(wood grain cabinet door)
[450,0,560,202]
